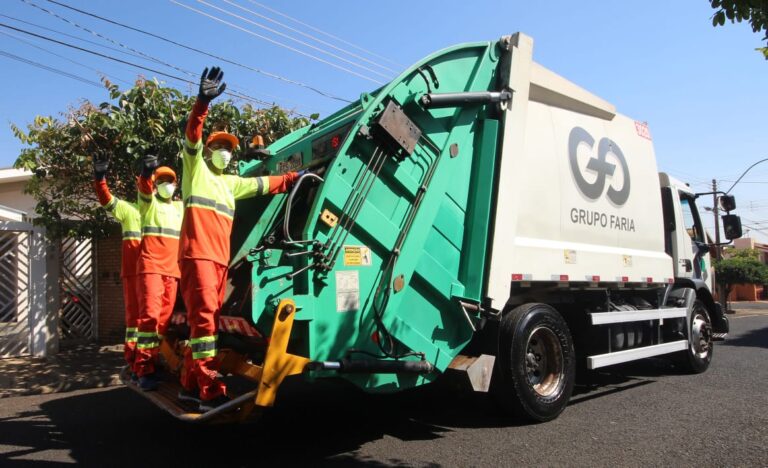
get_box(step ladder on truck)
[122,32,742,423]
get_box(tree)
[12,78,312,239]
[709,0,768,59]
[714,248,768,303]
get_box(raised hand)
[141,154,159,178]
[93,158,109,181]
[198,66,226,104]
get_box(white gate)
[58,237,96,341]
[0,226,31,357]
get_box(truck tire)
[675,299,713,374]
[493,303,575,422]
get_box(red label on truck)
[635,121,652,140]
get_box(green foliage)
[714,248,768,299]
[709,0,768,59]
[12,77,312,239]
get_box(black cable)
[43,0,352,103]
[0,13,154,61]
[0,29,133,86]
[21,0,295,110]
[0,48,102,88]
[0,22,296,112]
[22,0,193,78]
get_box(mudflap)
[121,299,309,424]
[711,302,729,338]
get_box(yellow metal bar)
[217,349,264,382]
[254,298,309,407]
[159,338,181,374]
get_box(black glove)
[141,154,158,178]
[198,66,226,104]
[93,159,109,181]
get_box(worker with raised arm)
[132,154,184,391]
[178,66,301,410]
[92,158,142,376]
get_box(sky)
[0,0,766,241]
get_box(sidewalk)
[728,300,768,315]
[0,343,124,399]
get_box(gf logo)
[568,127,630,206]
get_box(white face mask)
[211,149,232,170]
[156,182,176,199]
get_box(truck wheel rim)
[525,326,564,397]
[691,313,712,359]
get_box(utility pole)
[712,179,727,313]
[712,179,721,258]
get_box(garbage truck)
[125,32,743,423]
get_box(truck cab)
[660,172,743,300]
[660,174,713,287]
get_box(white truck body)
[487,34,674,305]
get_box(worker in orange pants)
[92,158,141,374]
[177,66,301,410]
[133,155,184,391]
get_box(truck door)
[673,191,708,281]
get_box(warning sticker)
[335,270,360,312]
[634,121,652,140]
[343,245,372,266]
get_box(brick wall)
[96,225,126,343]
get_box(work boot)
[138,373,160,391]
[198,395,230,412]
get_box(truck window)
[679,195,704,243]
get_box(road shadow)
[569,357,675,406]
[0,355,686,467]
[0,379,448,467]
[720,324,768,349]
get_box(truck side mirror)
[719,195,736,212]
[721,214,743,240]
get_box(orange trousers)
[180,259,228,401]
[134,273,179,377]
[122,275,140,367]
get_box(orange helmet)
[154,166,177,183]
[206,131,239,150]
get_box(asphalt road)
[1,314,767,467]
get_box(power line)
[0,29,134,86]
[22,0,195,78]
[245,0,402,68]
[0,22,299,114]
[170,0,384,85]
[0,48,103,88]
[24,0,300,111]
[43,0,351,103]
[218,0,395,77]
[225,0,397,74]
[719,181,768,184]
[0,13,157,62]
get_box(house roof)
[0,203,26,222]
[0,167,33,184]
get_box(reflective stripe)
[184,141,199,156]
[125,327,138,343]
[122,231,142,240]
[190,335,217,359]
[184,195,235,218]
[136,331,159,349]
[105,197,118,211]
[139,192,153,203]
[142,226,181,238]
[255,177,264,195]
